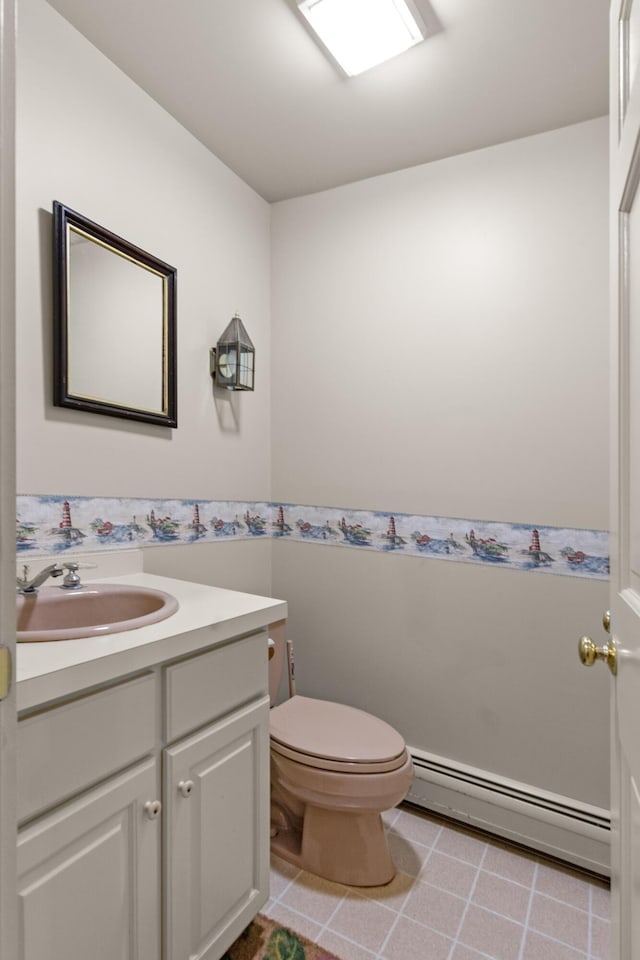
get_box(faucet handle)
[62,562,82,589]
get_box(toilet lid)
[270,695,406,767]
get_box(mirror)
[53,201,177,427]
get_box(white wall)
[271,119,611,811]
[16,0,271,505]
[271,119,608,528]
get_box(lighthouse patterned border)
[16,495,610,580]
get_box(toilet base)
[271,804,395,887]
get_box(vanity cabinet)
[16,627,271,960]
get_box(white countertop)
[17,572,287,712]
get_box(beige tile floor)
[265,805,610,960]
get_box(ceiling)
[45,0,609,203]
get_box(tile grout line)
[305,891,595,960]
[303,880,359,950]
[374,821,446,960]
[369,880,417,960]
[394,818,584,896]
[414,822,443,879]
[539,865,590,957]
[270,883,350,946]
[268,806,610,959]
[269,866,602,959]
[269,864,303,906]
[516,861,539,960]
[529,888,594,919]
[383,809,401,831]
[445,842,489,960]
[389,829,597,905]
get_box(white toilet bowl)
[269,693,413,886]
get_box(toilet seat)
[270,695,407,774]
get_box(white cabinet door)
[17,757,161,960]
[164,696,270,960]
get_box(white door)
[607,3,640,957]
[0,0,17,957]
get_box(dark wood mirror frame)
[53,201,178,428]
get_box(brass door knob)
[578,636,617,676]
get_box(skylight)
[298,0,425,77]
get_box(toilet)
[268,622,413,887]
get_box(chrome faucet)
[16,563,64,594]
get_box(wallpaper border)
[16,495,610,581]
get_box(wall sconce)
[210,313,255,391]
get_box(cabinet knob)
[143,800,162,820]
[178,779,194,799]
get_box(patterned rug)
[222,914,342,960]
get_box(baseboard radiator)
[406,747,610,877]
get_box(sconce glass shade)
[214,313,255,391]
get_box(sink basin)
[17,583,179,642]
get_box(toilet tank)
[268,619,287,706]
